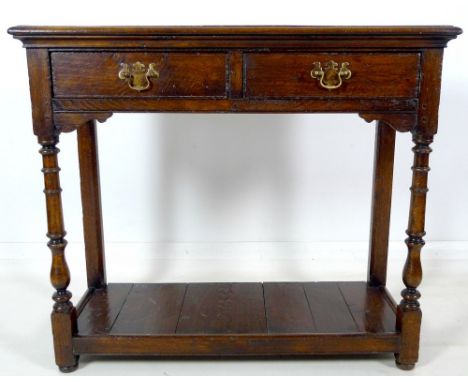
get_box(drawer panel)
[51,52,227,97]
[245,53,420,98]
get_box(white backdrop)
[1,0,467,247]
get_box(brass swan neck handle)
[310,60,351,90]
[118,61,159,92]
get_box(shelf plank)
[339,282,396,333]
[76,281,399,343]
[264,283,316,333]
[77,283,133,335]
[303,282,358,333]
[176,283,267,334]
[110,284,187,335]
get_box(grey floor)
[1,241,467,376]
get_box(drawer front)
[245,53,420,98]
[51,52,227,97]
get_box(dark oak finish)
[26,49,54,137]
[339,282,396,334]
[396,134,433,369]
[75,282,397,337]
[40,137,78,372]
[245,53,420,98]
[368,121,396,286]
[177,283,266,334]
[228,51,244,98]
[55,112,113,133]
[304,282,358,333]
[52,52,228,98]
[77,121,106,288]
[111,284,187,335]
[73,333,400,356]
[52,97,418,114]
[77,283,132,336]
[263,282,316,333]
[8,25,461,50]
[8,25,461,372]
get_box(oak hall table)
[8,25,462,372]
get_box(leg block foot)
[58,356,79,373]
[395,354,415,370]
[395,361,415,370]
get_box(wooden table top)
[8,25,462,37]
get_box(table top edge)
[7,25,463,38]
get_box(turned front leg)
[40,137,79,372]
[396,134,433,370]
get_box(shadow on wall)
[144,113,374,243]
[150,114,292,242]
[97,113,376,281]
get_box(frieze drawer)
[51,52,228,98]
[245,53,420,98]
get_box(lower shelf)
[74,281,400,356]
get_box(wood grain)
[77,284,132,335]
[72,282,401,357]
[73,333,399,356]
[77,121,106,288]
[110,284,187,335]
[303,282,358,333]
[76,282,398,337]
[26,49,54,138]
[339,282,396,333]
[246,53,420,98]
[9,25,462,50]
[264,283,316,333]
[417,49,444,136]
[368,121,396,286]
[51,52,227,98]
[177,283,267,334]
[10,25,461,372]
[8,25,463,36]
[52,98,418,114]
